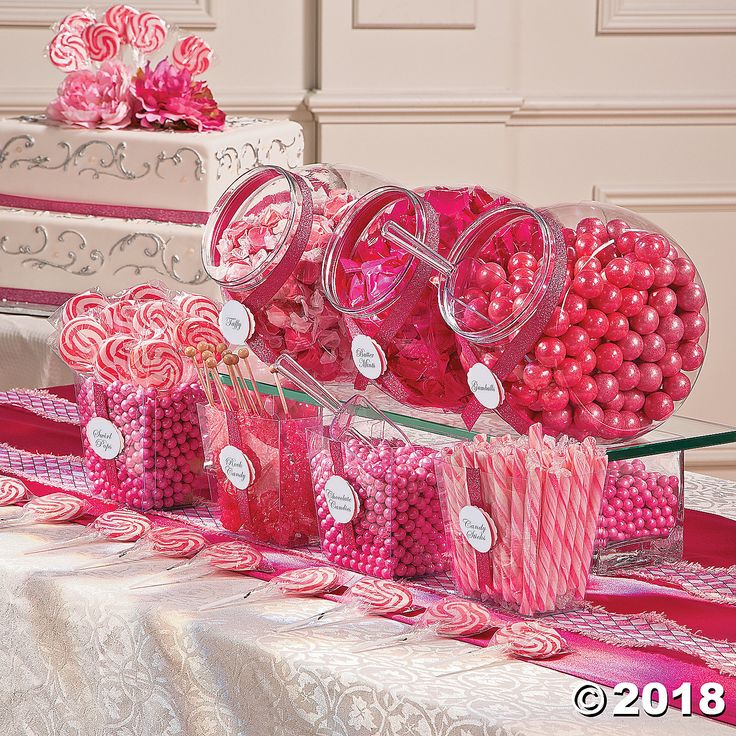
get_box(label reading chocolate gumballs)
[325,475,359,523]
[467,363,504,410]
[459,505,497,553]
[218,300,255,345]
[86,418,124,460]
[219,445,254,490]
[351,335,386,381]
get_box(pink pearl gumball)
[553,358,583,388]
[676,283,706,312]
[672,257,696,286]
[535,337,566,368]
[663,372,692,401]
[591,282,622,314]
[604,312,629,342]
[616,231,639,255]
[523,363,553,390]
[649,288,677,317]
[637,363,663,393]
[564,293,588,324]
[601,410,625,439]
[652,258,676,288]
[630,306,660,336]
[572,270,603,299]
[595,343,624,373]
[542,407,572,432]
[476,262,506,291]
[679,341,705,371]
[603,258,632,288]
[510,383,537,407]
[539,385,569,411]
[607,219,629,239]
[657,350,682,378]
[620,410,642,435]
[640,333,667,363]
[681,312,706,341]
[574,403,604,434]
[619,288,645,317]
[630,261,655,290]
[644,391,675,421]
[634,234,668,263]
[570,375,598,405]
[544,307,571,337]
[594,373,619,405]
[617,331,643,362]
[657,314,685,344]
[561,326,590,357]
[622,389,645,413]
[614,361,640,391]
[579,309,609,339]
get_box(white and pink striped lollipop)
[59,316,108,372]
[351,577,413,615]
[63,290,108,323]
[23,493,86,523]
[94,336,135,383]
[58,11,95,34]
[123,283,169,302]
[174,317,224,353]
[97,300,136,334]
[204,541,264,573]
[147,526,207,558]
[494,621,566,660]
[92,509,152,542]
[175,294,220,324]
[422,597,497,637]
[48,31,89,72]
[132,300,182,338]
[82,23,121,62]
[0,477,28,506]
[171,35,213,76]
[128,339,184,390]
[128,11,167,54]
[103,4,139,43]
[274,566,340,596]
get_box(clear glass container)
[201,164,392,383]
[435,201,709,442]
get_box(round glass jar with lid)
[436,201,709,442]
[322,184,513,412]
[201,164,392,382]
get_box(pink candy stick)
[540,452,564,611]
[576,445,608,598]
[566,445,590,601]
[520,452,545,615]
[508,446,526,609]
[489,446,512,605]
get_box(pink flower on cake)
[132,59,225,132]
[46,60,134,130]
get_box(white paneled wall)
[1,0,734,473]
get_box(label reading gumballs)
[219,445,254,490]
[351,335,386,381]
[324,475,359,523]
[86,418,123,460]
[467,363,504,410]
[459,505,497,553]
[218,300,255,345]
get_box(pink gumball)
[663,372,691,401]
[637,363,663,393]
[657,314,685,345]
[644,391,674,421]
[679,341,705,371]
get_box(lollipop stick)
[128,559,194,590]
[228,354,256,414]
[184,347,214,405]
[435,654,510,678]
[352,631,420,653]
[237,348,265,415]
[24,531,100,555]
[75,548,134,571]
[197,583,269,611]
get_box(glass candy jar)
[434,202,708,442]
[201,164,392,383]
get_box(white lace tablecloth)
[0,473,733,736]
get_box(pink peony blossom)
[47,60,134,130]
[132,59,225,132]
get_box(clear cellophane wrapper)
[307,395,449,579]
[435,425,607,616]
[198,395,322,547]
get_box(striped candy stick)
[507,445,527,609]
[495,445,516,606]
[547,464,573,606]
[567,443,591,601]
[521,451,548,615]
[538,449,563,612]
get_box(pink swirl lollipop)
[63,290,108,323]
[97,300,136,334]
[147,526,207,557]
[174,317,224,352]
[48,31,89,72]
[171,35,213,76]
[59,316,108,372]
[0,477,28,506]
[82,23,121,62]
[132,300,182,338]
[128,339,184,389]
[204,541,264,572]
[128,11,167,53]
[24,493,85,522]
[94,336,135,383]
[58,11,95,33]
[494,621,567,660]
[175,294,220,324]
[103,4,139,42]
[350,578,413,615]
[422,598,497,636]
[273,566,341,596]
[92,509,152,542]
[123,283,168,302]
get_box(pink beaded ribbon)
[224,409,252,525]
[91,382,120,490]
[465,465,493,593]
[460,209,569,431]
[0,388,80,425]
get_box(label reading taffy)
[219,445,254,490]
[86,418,123,460]
[351,335,386,381]
[324,475,359,523]
[467,363,504,410]
[459,505,497,553]
[219,300,255,345]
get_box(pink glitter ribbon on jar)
[224,410,253,525]
[90,381,120,491]
[465,465,493,593]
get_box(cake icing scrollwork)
[16,229,105,276]
[214,134,303,180]
[155,147,206,182]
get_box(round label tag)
[86,418,124,460]
[351,335,387,381]
[324,475,359,524]
[459,505,497,553]
[219,300,255,345]
[467,362,505,410]
[218,445,255,490]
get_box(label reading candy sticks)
[467,363,504,410]
[325,475,359,523]
[219,445,255,490]
[459,505,497,554]
[86,418,124,460]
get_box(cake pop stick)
[204,356,232,411]
[184,346,215,405]
[223,354,252,412]
[269,365,290,418]
[237,347,265,415]
[196,341,217,400]
[227,352,258,415]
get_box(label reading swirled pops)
[219,446,255,490]
[324,475,359,524]
[467,363,504,410]
[458,505,497,554]
[85,418,123,460]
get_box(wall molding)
[686,445,736,478]
[593,184,736,212]
[352,0,476,29]
[597,0,736,34]
[0,0,216,28]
